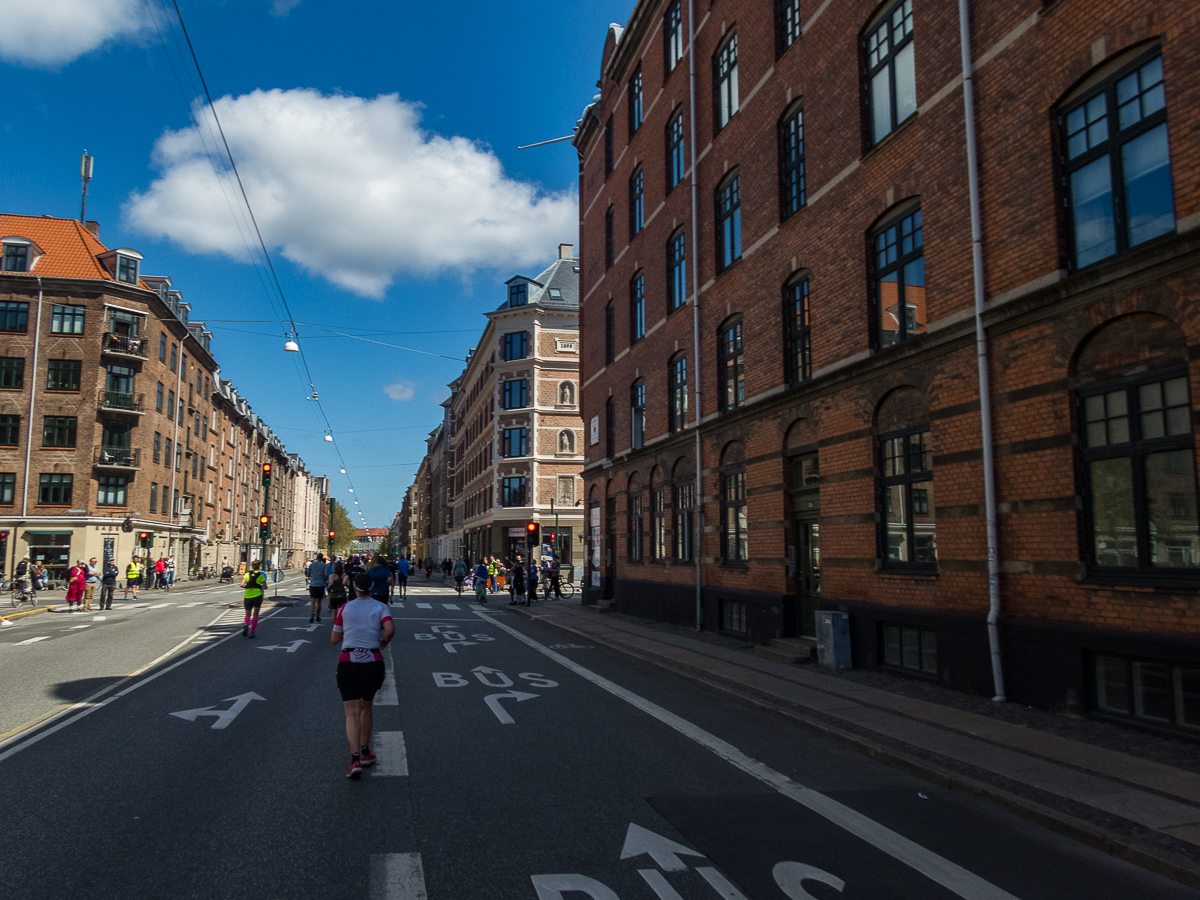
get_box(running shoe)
[347,758,362,779]
[360,749,377,767]
[242,624,249,637]
[248,631,256,639]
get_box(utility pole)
[80,152,93,223]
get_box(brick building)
[573,0,1200,733]
[446,244,585,568]
[0,214,325,578]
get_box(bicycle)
[10,577,35,608]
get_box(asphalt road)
[0,580,1193,900]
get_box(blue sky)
[0,0,632,530]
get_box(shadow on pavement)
[49,676,127,704]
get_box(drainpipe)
[21,279,44,519]
[688,0,703,631]
[167,339,183,561]
[958,0,1005,702]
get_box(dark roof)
[497,255,579,310]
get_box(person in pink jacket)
[65,559,87,613]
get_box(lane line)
[476,611,1019,900]
[370,852,427,900]
[370,732,409,776]
[376,646,399,706]
[0,606,285,762]
[70,625,92,630]
[14,636,50,645]
[147,603,173,609]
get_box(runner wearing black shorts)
[332,573,396,779]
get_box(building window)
[503,331,528,361]
[2,242,29,272]
[46,359,81,392]
[502,427,527,458]
[873,205,925,348]
[631,381,646,450]
[669,355,688,433]
[719,319,745,411]
[605,396,615,458]
[0,472,14,505]
[628,65,643,135]
[50,304,85,335]
[153,432,161,463]
[674,481,695,562]
[716,173,742,271]
[630,272,645,343]
[159,333,166,361]
[722,471,748,562]
[167,389,175,418]
[150,482,158,512]
[652,488,667,559]
[866,0,916,146]
[507,282,528,308]
[785,276,812,384]
[604,116,614,174]
[0,415,18,446]
[116,255,139,284]
[0,357,23,389]
[42,416,77,449]
[501,476,526,507]
[664,0,683,73]
[778,0,802,55]
[1063,53,1174,269]
[780,105,805,218]
[38,473,72,505]
[666,110,685,191]
[668,230,687,311]
[882,623,938,674]
[1094,654,1200,732]
[629,168,645,236]
[1081,371,1199,574]
[170,344,177,372]
[714,32,739,131]
[502,379,528,409]
[880,427,936,569]
[165,438,172,468]
[629,489,644,562]
[0,301,29,333]
[605,207,615,269]
[156,382,164,412]
[97,475,128,507]
[605,301,615,364]
[721,600,747,633]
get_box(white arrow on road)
[483,690,538,724]
[255,640,311,652]
[620,823,706,871]
[284,624,322,632]
[472,666,513,687]
[443,640,477,653]
[170,692,265,730]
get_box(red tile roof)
[0,214,145,286]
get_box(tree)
[328,499,356,556]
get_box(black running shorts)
[309,585,326,600]
[337,660,386,702]
[243,595,263,610]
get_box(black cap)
[354,572,373,593]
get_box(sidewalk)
[511,600,1200,889]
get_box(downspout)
[18,279,45,570]
[167,339,183,560]
[688,0,703,631]
[958,0,1005,702]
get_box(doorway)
[796,518,820,639]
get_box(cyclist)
[473,558,489,605]
[452,557,468,594]
[332,572,395,779]
[241,560,267,638]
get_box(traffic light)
[526,521,539,549]
[137,531,152,549]
[261,462,272,486]
[328,529,335,543]
[259,515,271,539]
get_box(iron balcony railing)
[98,390,144,413]
[94,446,141,468]
[101,332,148,358]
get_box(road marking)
[621,823,704,871]
[415,603,432,609]
[442,603,460,609]
[170,692,266,730]
[370,852,427,900]
[284,624,322,632]
[179,602,204,608]
[477,611,1019,900]
[15,636,51,645]
[91,615,107,621]
[148,603,172,609]
[370,731,408,776]
[0,606,284,761]
[773,862,845,898]
[255,639,310,652]
[639,870,685,900]
[484,690,538,724]
[697,867,749,899]
[377,649,399,705]
[531,875,617,900]
[70,625,92,630]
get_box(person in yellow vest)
[241,560,267,639]
[123,555,143,600]
[487,557,498,593]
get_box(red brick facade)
[574,0,1200,728]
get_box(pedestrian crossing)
[391,602,475,611]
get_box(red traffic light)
[262,463,272,473]
[328,530,335,538]
[138,532,150,540]
[526,522,537,533]
[259,515,271,526]
[0,530,7,539]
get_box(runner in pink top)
[331,572,395,779]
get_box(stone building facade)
[572,0,1200,733]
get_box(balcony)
[101,332,148,359]
[98,389,145,415]
[94,446,141,469]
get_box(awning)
[25,530,73,535]
[103,302,147,317]
[191,535,209,545]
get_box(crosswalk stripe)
[415,603,431,609]
[442,603,459,610]
[147,603,172,609]
[369,732,408,777]
[370,852,426,900]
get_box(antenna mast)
[80,151,94,223]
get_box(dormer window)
[98,248,144,285]
[508,282,528,307]
[1,237,40,273]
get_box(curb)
[0,605,55,621]
[513,606,1200,891]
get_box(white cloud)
[383,378,416,402]
[271,0,302,15]
[0,0,149,68]
[125,89,578,298]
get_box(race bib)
[349,649,375,663]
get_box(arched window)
[870,199,924,349]
[1076,314,1198,576]
[863,0,915,147]
[714,31,738,131]
[631,379,646,450]
[715,171,742,271]
[629,166,645,236]
[718,316,745,411]
[720,442,748,563]
[784,272,811,384]
[876,387,935,571]
[669,352,688,433]
[628,473,644,563]
[779,102,805,219]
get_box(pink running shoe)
[346,758,362,779]
[360,749,377,767]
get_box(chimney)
[85,221,99,237]
[558,242,574,260]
